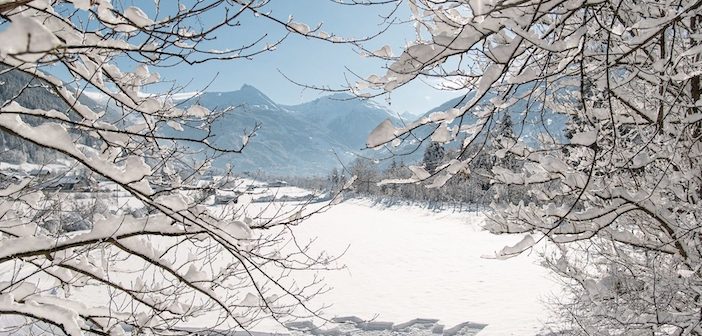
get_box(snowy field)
[0,179,560,336]
[281,199,560,336]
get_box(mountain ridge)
[172,85,404,175]
[2,66,566,177]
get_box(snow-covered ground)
[281,199,559,336]
[0,176,560,335]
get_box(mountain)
[284,92,401,150]
[0,65,100,164]
[177,86,402,176]
[195,84,280,110]
[399,111,419,121]
[404,85,568,148]
[0,66,401,176]
[1,64,570,177]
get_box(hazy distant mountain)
[0,65,403,175]
[0,66,101,163]
[195,84,280,111]
[284,92,402,150]
[409,86,568,146]
[179,86,402,175]
[1,64,569,176]
[398,111,420,121]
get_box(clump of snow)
[0,294,85,336]
[70,0,92,10]
[184,264,208,282]
[0,16,61,62]
[187,105,210,118]
[156,193,192,212]
[367,119,397,148]
[240,292,259,306]
[408,165,431,180]
[218,220,252,240]
[289,21,310,34]
[570,130,597,146]
[483,234,536,260]
[373,45,393,58]
[123,6,153,28]
[431,123,452,143]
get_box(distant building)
[266,180,288,188]
[39,175,92,192]
[213,190,242,205]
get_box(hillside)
[174,86,404,175]
[1,66,568,176]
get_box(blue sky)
[146,1,465,116]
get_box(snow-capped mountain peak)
[196,84,280,111]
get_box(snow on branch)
[357,0,702,333]
[0,1,342,334]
